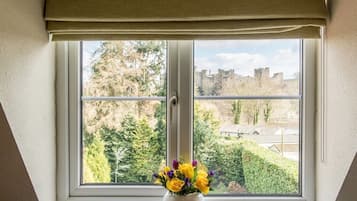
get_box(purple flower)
[167,170,174,178]
[173,159,179,169]
[209,170,215,177]
[152,173,159,178]
[184,178,191,186]
[192,160,198,167]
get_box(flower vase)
[163,192,204,201]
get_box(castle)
[194,67,297,96]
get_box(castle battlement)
[195,67,294,96]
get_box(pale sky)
[194,39,300,79]
[83,39,301,81]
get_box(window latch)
[169,93,178,106]
[169,92,178,122]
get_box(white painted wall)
[0,0,56,200]
[316,0,357,201]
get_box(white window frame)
[56,40,317,201]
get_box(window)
[81,41,167,185]
[56,39,317,201]
[193,40,302,195]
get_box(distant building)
[254,67,270,80]
[194,67,297,96]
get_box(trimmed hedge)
[211,142,245,187]
[200,139,299,194]
[240,140,298,194]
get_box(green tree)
[154,101,166,159]
[153,79,167,160]
[82,41,166,184]
[244,102,261,125]
[253,106,260,125]
[100,115,137,183]
[232,100,242,124]
[83,134,111,183]
[193,103,247,191]
[263,101,272,123]
[100,115,164,183]
[83,41,166,133]
[83,159,95,183]
[132,118,161,182]
[193,102,220,168]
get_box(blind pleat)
[45,0,327,40]
[51,27,321,41]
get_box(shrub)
[217,143,245,187]
[240,140,298,194]
[202,140,245,192]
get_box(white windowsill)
[62,196,308,201]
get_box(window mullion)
[167,41,179,165]
[301,39,317,201]
[177,40,194,162]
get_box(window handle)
[169,94,178,106]
[169,93,178,122]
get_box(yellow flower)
[159,172,167,180]
[166,178,185,193]
[197,170,208,177]
[164,166,171,173]
[179,163,194,179]
[154,178,162,184]
[195,175,210,195]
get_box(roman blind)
[45,0,328,41]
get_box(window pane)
[81,40,167,185]
[82,100,166,184]
[193,99,300,195]
[193,40,301,195]
[194,40,300,96]
[83,41,167,97]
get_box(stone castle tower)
[254,67,270,80]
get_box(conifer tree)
[83,134,111,183]
[100,115,137,182]
[131,118,159,182]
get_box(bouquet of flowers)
[153,160,214,195]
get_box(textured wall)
[316,0,357,200]
[0,0,56,200]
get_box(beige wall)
[1,0,357,201]
[316,0,357,200]
[0,0,55,200]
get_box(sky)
[194,39,300,79]
[83,39,301,80]
[83,41,101,67]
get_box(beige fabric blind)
[45,0,328,40]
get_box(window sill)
[62,196,309,201]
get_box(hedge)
[240,140,298,194]
[210,142,245,187]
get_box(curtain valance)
[45,0,328,40]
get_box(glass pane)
[193,99,300,195]
[82,41,167,97]
[80,40,167,185]
[82,100,166,184]
[194,40,300,96]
